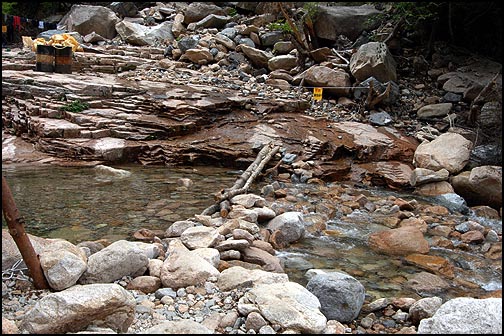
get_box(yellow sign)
[313,87,323,101]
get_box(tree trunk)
[2,176,50,290]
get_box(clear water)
[2,164,239,243]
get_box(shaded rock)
[417,103,452,119]
[357,161,413,189]
[405,271,450,296]
[126,275,161,294]
[467,144,502,169]
[241,246,284,272]
[108,2,138,18]
[414,181,454,197]
[313,4,381,41]
[182,2,225,24]
[431,193,470,215]
[191,14,231,30]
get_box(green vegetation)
[227,7,237,17]
[267,20,293,34]
[2,2,16,15]
[386,2,442,30]
[303,2,320,20]
[59,100,89,113]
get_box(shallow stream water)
[2,164,501,301]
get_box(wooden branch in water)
[2,176,50,290]
[200,142,280,216]
[219,200,231,217]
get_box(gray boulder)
[350,42,397,83]
[306,271,366,323]
[78,240,148,284]
[58,5,120,40]
[313,4,381,41]
[115,20,174,46]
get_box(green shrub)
[59,100,89,113]
[267,20,293,34]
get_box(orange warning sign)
[313,87,323,101]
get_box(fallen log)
[200,142,280,216]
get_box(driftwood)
[201,142,280,216]
[2,176,50,289]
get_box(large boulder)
[115,20,174,46]
[266,211,306,249]
[450,165,502,210]
[413,132,473,174]
[19,284,136,334]
[303,65,352,97]
[313,4,381,41]
[78,240,149,284]
[418,297,502,334]
[240,282,327,334]
[350,42,397,83]
[39,240,87,291]
[182,2,225,24]
[306,271,366,323]
[59,5,120,40]
[160,240,220,289]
